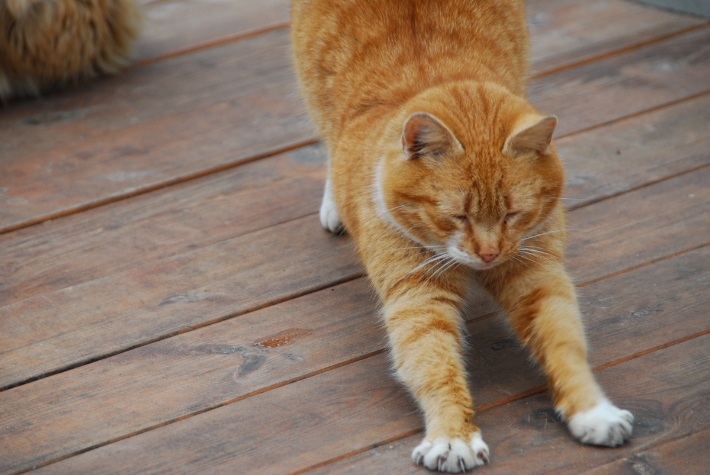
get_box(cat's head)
[375,81,564,270]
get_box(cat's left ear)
[401,112,464,160]
[504,114,557,156]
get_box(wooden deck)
[1,0,709,473]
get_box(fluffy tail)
[0,0,143,100]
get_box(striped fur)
[292,0,632,471]
[0,0,142,100]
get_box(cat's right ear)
[402,112,463,160]
[504,114,557,157]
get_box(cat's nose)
[478,247,499,263]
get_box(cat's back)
[291,0,529,142]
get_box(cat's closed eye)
[504,212,519,224]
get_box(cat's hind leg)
[319,175,342,233]
[491,262,634,447]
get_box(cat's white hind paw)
[567,400,634,447]
[412,433,489,473]
[319,178,342,233]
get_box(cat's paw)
[319,179,342,233]
[412,433,489,472]
[567,400,634,447]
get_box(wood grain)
[29,294,710,474]
[311,334,710,475]
[584,429,710,474]
[2,91,707,308]
[0,144,327,307]
[136,0,290,63]
[527,0,706,74]
[531,27,710,137]
[2,23,710,234]
[133,0,704,68]
[0,216,362,390]
[565,166,710,284]
[558,94,710,207]
[1,161,708,391]
[1,243,707,474]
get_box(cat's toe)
[412,434,489,472]
[568,400,634,447]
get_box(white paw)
[567,400,634,447]
[319,178,342,233]
[412,433,489,473]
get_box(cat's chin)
[464,261,497,271]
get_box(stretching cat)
[291,0,633,471]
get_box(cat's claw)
[567,400,634,447]
[319,178,342,233]
[412,433,489,472]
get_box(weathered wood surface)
[1,242,708,474]
[558,94,710,207]
[0,14,707,234]
[136,0,290,63]
[1,1,708,474]
[2,164,707,391]
[310,335,710,475]
[527,0,705,73]
[585,429,710,474]
[30,317,710,474]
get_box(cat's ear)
[402,112,463,160]
[504,114,557,156]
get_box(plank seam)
[530,23,710,80]
[132,23,290,69]
[9,348,387,475]
[0,137,319,236]
[8,246,709,472]
[0,263,364,392]
[579,427,710,474]
[292,329,710,474]
[4,32,709,237]
[555,89,710,142]
[568,163,710,211]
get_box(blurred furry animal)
[0,0,141,100]
[291,0,634,472]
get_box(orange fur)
[292,0,632,470]
[0,0,142,100]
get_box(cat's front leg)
[491,263,634,447]
[382,287,489,472]
[319,175,342,233]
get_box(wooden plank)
[28,298,710,474]
[558,94,710,207]
[0,216,362,390]
[0,144,327,307]
[565,166,710,284]
[531,27,710,137]
[136,0,290,63]
[1,240,707,474]
[584,429,710,475]
[0,29,316,234]
[133,0,705,67]
[2,24,710,234]
[132,0,705,71]
[309,335,710,475]
[0,28,299,164]
[527,0,706,74]
[2,91,707,307]
[1,159,708,391]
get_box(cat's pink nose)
[478,248,499,263]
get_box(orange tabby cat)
[291,0,633,471]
